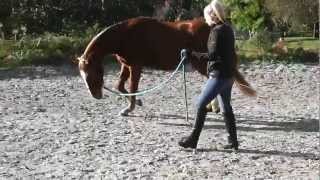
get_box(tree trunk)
[313,22,319,38]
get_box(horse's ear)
[77,56,89,64]
[70,54,80,64]
[70,55,88,65]
[71,58,79,64]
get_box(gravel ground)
[0,62,319,179]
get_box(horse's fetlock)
[119,109,130,116]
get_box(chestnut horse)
[77,17,255,116]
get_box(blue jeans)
[178,77,238,150]
[197,77,234,114]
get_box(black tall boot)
[223,112,239,150]
[178,108,207,149]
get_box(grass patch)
[237,36,319,63]
[285,37,320,51]
[0,34,91,68]
[0,24,102,68]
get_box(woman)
[179,0,239,150]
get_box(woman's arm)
[207,25,220,62]
[190,26,220,62]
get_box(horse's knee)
[114,78,128,93]
[116,65,130,92]
[115,83,126,92]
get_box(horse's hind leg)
[115,64,142,106]
[115,63,130,92]
[206,98,220,113]
[119,66,142,116]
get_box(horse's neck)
[83,23,124,61]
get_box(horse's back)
[125,17,209,44]
[120,17,209,70]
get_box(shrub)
[248,29,275,55]
[0,33,87,67]
[257,47,319,63]
[286,48,318,63]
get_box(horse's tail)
[233,55,257,97]
[234,69,256,97]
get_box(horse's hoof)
[205,107,212,113]
[212,106,220,114]
[119,109,129,116]
[136,99,143,106]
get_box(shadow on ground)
[157,113,319,132]
[187,148,320,160]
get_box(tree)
[182,0,192,10]
[0,0,157,36]
[0,0,12,37]
[264,0,319,35]
[153,0,194,21]
[222,0,269,38]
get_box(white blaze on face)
[78,56,104,98]
[78,57,90,90]
[80,69,90,90]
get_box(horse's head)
[77,56,104,99]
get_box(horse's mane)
[82,17,160,59]
[82,21,127,59]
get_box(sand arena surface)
[0,63,319,179]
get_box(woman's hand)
[181,49,189,58]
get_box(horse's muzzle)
[90,90,103,99]
[92,94,103,99]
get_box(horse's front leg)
[119,66,142,116]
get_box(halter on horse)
[77,17,256,116]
